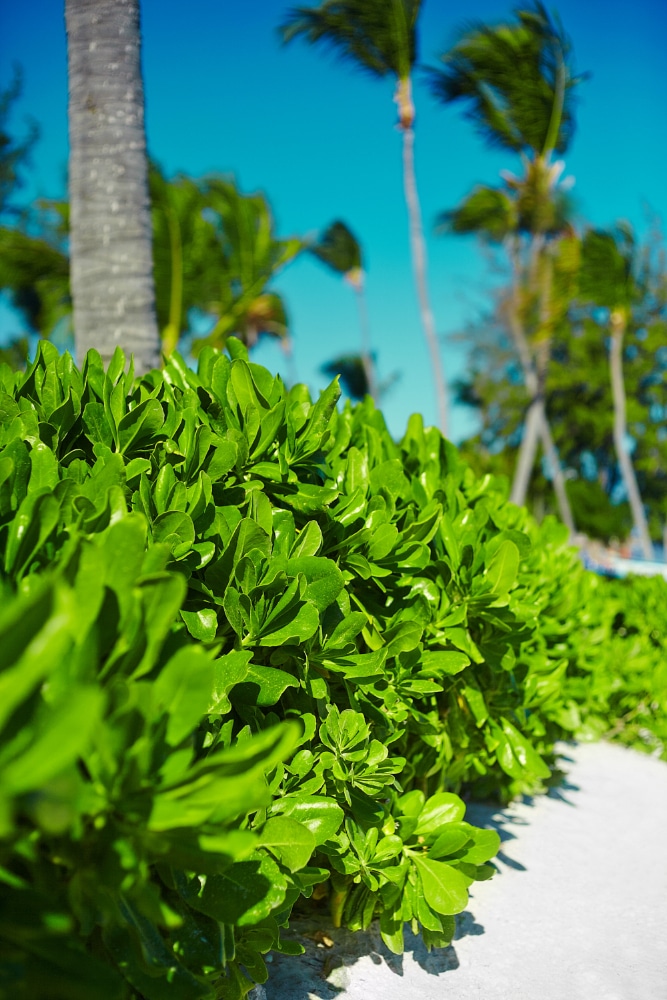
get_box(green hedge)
[0,340,665,999]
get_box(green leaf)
[83,401,114,447]
[197,854,287,926]
[152,510,196,551]
[290,520,322,558]
[259,816,315,872]
[287,556,345,612]
[304,378,340,441]
[428,824,472,859]
[462,680,488,726]
[235,665,299,707]
[460,828,501,865]
[416,793,466,837]
[118,397,164,454]
[270,795,344,845]
[153,647,216,745]
[421,651,470,675]
[4,491,61,576]
[181,608,218,641]
[210,650,252,713]
[485,539,520,594]
[2,687,104,794]
[256,602,319,646]
[28,443,59,493]
[369,460,408,499]
[414,858,469,915]
[497,717,551,781]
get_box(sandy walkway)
[256,741,667,1000]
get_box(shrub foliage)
[0,340,665,998]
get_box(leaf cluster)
[1,340,665,997]
[280,0,420,83]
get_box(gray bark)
[506,242,575,533]
[510,395,543,509]
[401,125,449,437]
[539,417,575,536]
[609,318,653,559]
[66,0,160,373]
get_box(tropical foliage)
[1,341,666,997]
[0,164,303,365]
[430,1,586,517]
[454,220,667,543]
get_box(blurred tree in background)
[430,1,586,530]
[309,220,378,401]
[280,0,449,435]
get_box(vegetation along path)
[259,741,667,1000]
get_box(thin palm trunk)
[511,396,543,508]
[353,281,378,402]
[609,313,653,559]
[162,203,183,357]
[66,0,160,373]
[510,237,547,509]
[399,80,448,436]
[540,418,574,534]
[506,240,574,531]
[510,333,574,534]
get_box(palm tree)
[428,1,586,502]
[437,180,576,533]
[309,220,378,400]
[191,178,303,353]
[279,0,449,435]
[579,225,653,559]
[0,168,302,365]
[65,0,160,372]
[149,164,216,357]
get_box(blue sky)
[2,0,666,441]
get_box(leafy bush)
[1,340,665,998]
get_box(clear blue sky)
[2,0,666,441]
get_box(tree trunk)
[162,200,183,357]
[66,0,160,373]
[504,290,574,530]
[539,416,574,535]
[609,313,653,559]
[397,78,448,437]
[353,283,378,402]
[345,269,378,403]
[506,241,574,532]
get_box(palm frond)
[279,0,421,81]
[436,185,517,242]
[427,2,586,156]
[309,219,363,275]
[321,352,374,399]
[579,226,636,310]
[0,226,70,336]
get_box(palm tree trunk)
[506,242,574,531]
[66,0,160,373]
[609,313,653,559]
[162,202,183,357]
[398,79,448,437]
[353,281,378,402]
[510,395,543,509]
[539,417,574,535]
[505,299,574,530]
